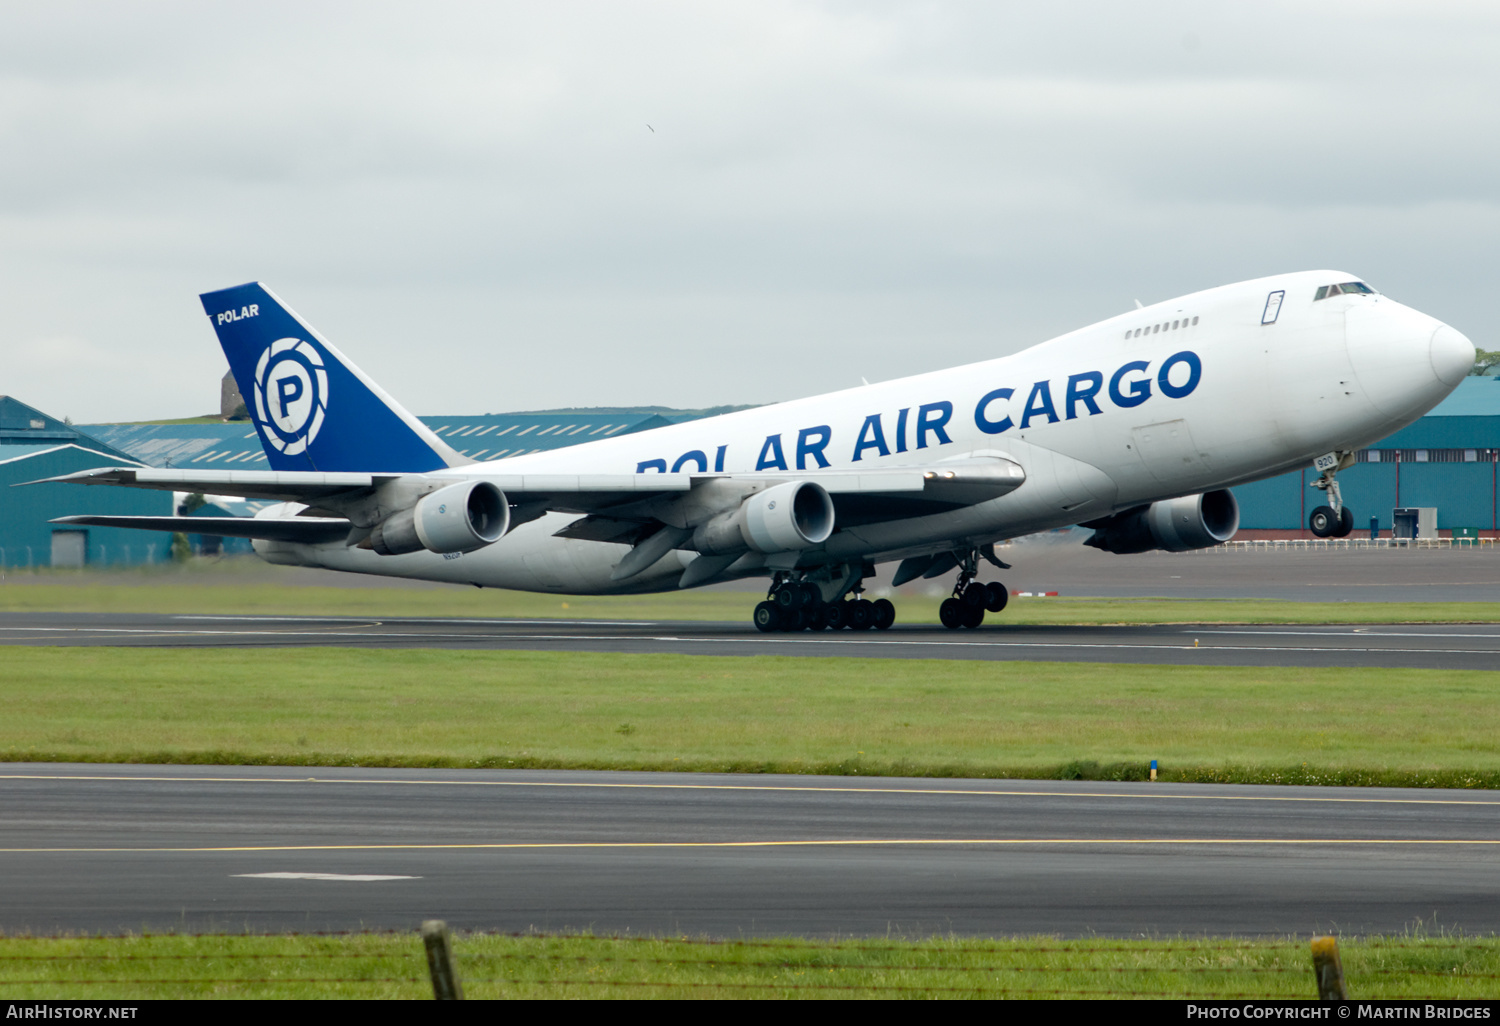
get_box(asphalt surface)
[5,611,1500,669]
[956,541,1500,602]
[2,764,1496,937]
[6,550,1497,938]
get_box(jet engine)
[692,480,836,555]
[1082,489,1239,555]
[369,480,510,556]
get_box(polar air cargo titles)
[48,272,1473,631]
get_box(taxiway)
[3,764,1496,937]
[3,612,1500,669]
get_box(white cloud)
[0,1,1496,420]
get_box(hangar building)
[82,409,696,470]
[0,397,172,568]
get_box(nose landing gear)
[1308,451,1357,538]
[937,549,1010,630]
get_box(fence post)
[1310,935,1347,1000]
[421,919,464,1000]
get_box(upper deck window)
[1314,281,1377,301]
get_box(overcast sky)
[2,1,1497,422]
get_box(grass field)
[0,931,1492,999]
[5,647,1500,785]
[6,574,1500,625]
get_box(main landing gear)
[752,570,895,633]
[1308,451,1357,538]
[937,549,1009,630]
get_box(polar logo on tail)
[253,338,328,455]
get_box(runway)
[4,611,1500,668]
[3,764,1497,937]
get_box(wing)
[49,514,351,544]
[29,460,1024,516]
[30,458,1026,569]
[23,468,402,503]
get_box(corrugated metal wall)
[1233,460,1500,531]
[0,446,172,568]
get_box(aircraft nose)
[1430,324,1476,387]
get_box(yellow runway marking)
[2,773,1499,807]
[0,838,1497,854]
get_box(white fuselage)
[255,271,1470,593]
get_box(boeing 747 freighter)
[46,273,1474,630]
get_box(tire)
[824,601,848,630]
[807,604,829,631]
[1309,505,1338,538]
[961,604,985,629]
[800,582,822,606]
[753,601,781,632]
[984,581,1008,613]
[871,598,896,630]
[774,586,803,611]
[849,599,875,631]
[1334,506,1355,538]
[961,582,987,608]
[939,598,964,629]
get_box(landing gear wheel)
[961,604,985,629]
[871,598,896,630]
[961,582,987,608]
[800,582,822,606]
[807,604,829,631]
[1309,505,1338,538]
[984,581,1008,613]
[775,586,804,611]
[849,599,875,631]
[753,601,781,633]
[939,598,964,629]
[1334,507,1355,538]
[824,601,849,630]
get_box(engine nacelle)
[692,480,836,555]
[370,480,509,556]
[1083,489,1239,555]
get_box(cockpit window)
[1314,281,1377,301]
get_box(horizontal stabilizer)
[50,515,351,544]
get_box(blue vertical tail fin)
[200,282,467,473]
